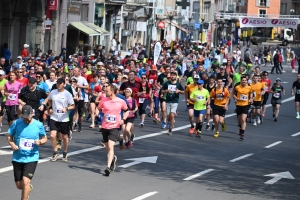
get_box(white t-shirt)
[48,89,74,122]
[45,79,57,90]
[74,76,88,100]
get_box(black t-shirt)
[216,73,229,87]
[158,73,167,86]
[162,81,184,103]
[271,85,284,100]
[292,81,300,96]
[19,87,48,114]
[184,69,194,78]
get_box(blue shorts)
[194,109,206,117]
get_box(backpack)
[212,87,227,98]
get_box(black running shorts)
[236,105,249,115]
[12,161,38,182]
[102,128,119,143]
[295,95,300,102]
[50,119,70,134]
[213,105,226,117]
[252,101,262,109]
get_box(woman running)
[89,74,101,128]
[138,74,152,126]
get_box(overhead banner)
[153,42,162,65]
[239,17,298,29]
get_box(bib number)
[19,138,34,151]
[139,98,145,103]
[273,93,280,98]
[196,95,204,100]
[56,109,65,113]
[240,94,248,101]
[105,114,116,123]
[149,79,153,84]
[168,85,176,92]
[297,90,300,95]
[8,93,17,100]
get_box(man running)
[250,75,265,126]
[261,71,271,117]
[233,76,253,140]
[291,74,300,119]
[161,71,184,135]
[210,78,230,138]
[270,78,285,122]
[7,105,47,200]
[98,84,129,176]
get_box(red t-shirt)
[86,74,94,83]
[262,78,271,93]
[17,77,28,87]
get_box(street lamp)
[290,9,295,15]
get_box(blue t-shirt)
[8,119,46,163]
[37,81,50,105]
[138,68,148,78]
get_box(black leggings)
[262,92,269,106]
[6,105,17,122]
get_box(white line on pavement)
[229,154,254,163]
[131,191,158,200]
[291,132,300,137]
[0,132,8,135]
[183,169,215,181]
[265,141,282,149]
[0,97,295,174]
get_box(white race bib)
[240,94,248,101]
[19,138,34,151]
[253,92,256,97]
[139,98,145,103]
[273,93,280,98]
[8,93,17,100]
[56,109,65,114]
[149,79,154,84]
[297,90,300,95]
[105,114,116,123]
[168,85,176,92]
[196,95,204,100]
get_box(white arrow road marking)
[264,171,295,185]
[119,156,158,168]
[291,132,300,137]
[132,191,158,200]
[265,141,282,148]
[229,153,253,162]
[183,169,215,181]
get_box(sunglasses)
[36,76,41,78]
[17,72,23,73]
[71,81,77,83]
[102,85,108,88]
[142,77,147,79]
[28,62,32,63]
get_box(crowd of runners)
[3,41,300,199]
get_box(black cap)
[57,78,65,84]
[20,105,33,118]
[28,77,37,84]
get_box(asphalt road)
[0,64,299,200]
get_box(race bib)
[19,138,34,151]
[8,93,17,100]
[56,109,65,113]
[240,94,248,101]
[273,93,280,98]
[32,109,35,116]
[149,79,154,84]
[216,94,223,100]
[196,95,204,100]
[297,90,300,95]
[139,98,145,103]
[168,85,176,92]
[105,114,116,123]
[266,87,269,91]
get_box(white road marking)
[1,146,11,149]
[229,153,253,162]
[183,169,215,181]
[119,156,158,168]
[0,150,13,155]
[132,191,158,200]
[0,132,8,135]
[0,97,295,174]
[291,132,300,137]
[264,171,295,185]
[265,141,282,149]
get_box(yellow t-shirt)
[186,84,198,104]
[251,82,265,102]
[235,84,252,106]
[210,87,230,107]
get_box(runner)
[138,74,151,126]
[291,74,300,119]
[204,76,217,131]
[4,71,23,126]
[261,71,271,117]
[7,105,47,200]
[185,74,199,134]
[233,76,253,140]
[98,84,129,176]
[270,78,285,122]
[0,70,8,131]
[190,79,210,137]
[161,71,184,135]
[89,74,101,128]
[210,78,230,138]
[250,75,266,126]
[47,78,75,162]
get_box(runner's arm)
[7,135,18,151]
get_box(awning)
[84,23,110,35]
[68,22,110,36]
[164,19,189,33]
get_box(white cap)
[125,88,132,94]
[24,44,29,48]
[17,56,22,59]
[0,70,5,75]
[222,58,227,63]
[118,65,124,70]
[193,74,200,79]
[97,62,104,66]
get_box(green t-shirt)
[186,77,194,85]
[162,81,184,103]
[0,78,8,102]
[190,88,210,110]
[86,70,92,75]
[233,73,242,86]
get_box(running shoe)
[161,122,167,129]
[99,139,105,147]
[274,118,277,122]
[211,124,215,131]
[119,140,125,150]
[168,129,172,135]
[139,122,144,127]
[148,113,152,117]
[57,142,62,150]
[205,125,210,131]
[253,122,257,126]
[153,118,158,124]
[89,124,95,128]
[221,122,226,131]
[273,113,275,118]
[104,167,111,176]
[239,134,244,141]
[214,132,219,138]
[262,113,265,117]
[196,130,201,138]
[189,127,194,134]
[167,122,170,129]
[257,118,261,124]
[130,133,135,143]
[78,127,82,132]
[28,184,33,200]
[50,152,59,162]
[62,152,68,162]
[69,131,73,141]
[110,155,117,171]
[296,115,300,119]
[125,141,133,148]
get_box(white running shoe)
[257,118,261,124]
[253,122,257,126]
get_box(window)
[280,3,287,15]
[81,4,89,21]
[259,9,266,17]
[260,0,266,6]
